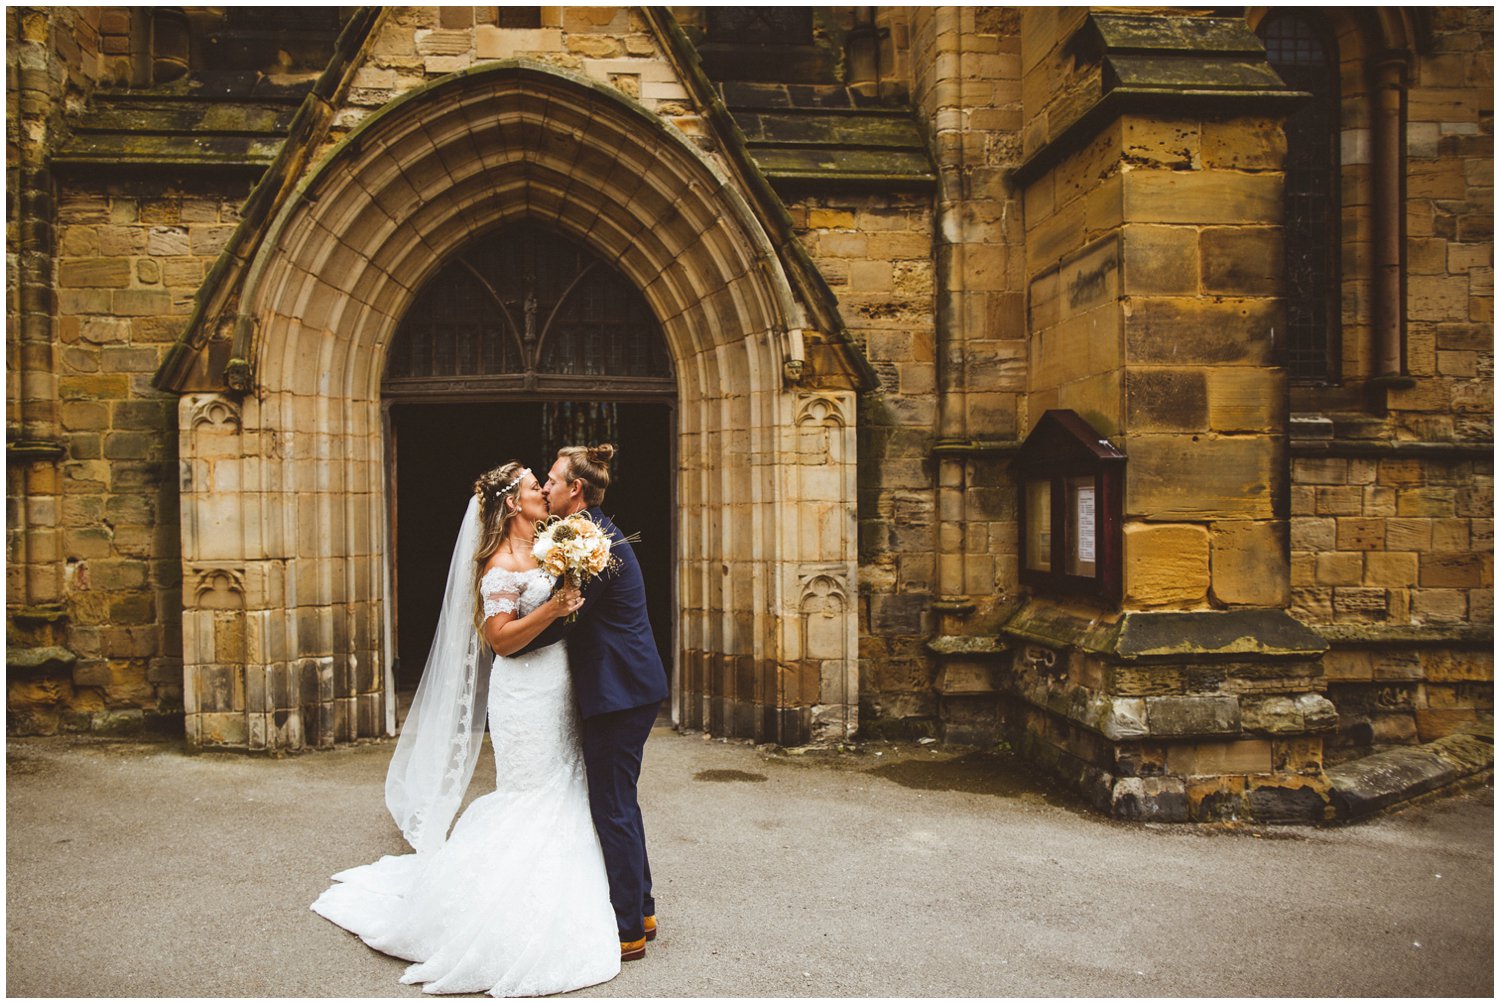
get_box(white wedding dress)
[311,566,621,996]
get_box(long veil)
[384,495,491,854]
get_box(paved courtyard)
[7,728,1493,997]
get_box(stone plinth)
[999,600,1334,823]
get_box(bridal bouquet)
[532,512,619,618]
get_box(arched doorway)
[381,221,676,694]
[174,63,862,753]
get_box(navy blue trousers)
[580,702,658,941]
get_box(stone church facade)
[7,7,1492,822]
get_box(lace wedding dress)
[311,566,621,996]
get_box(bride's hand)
[551,583,583,618]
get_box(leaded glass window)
[383,222,673,398]
[1260,14,1340,383]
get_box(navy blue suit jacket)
[517,507,668,719]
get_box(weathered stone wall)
[10,180,248,734]
[319,7,706,161]
[798,192,938,727]
[1284,7,1493,748]
[1022,105,1291,610]
[1291,455,1491,626]
[7,6,205,735]
[830,7,1030,737]
[1391,9,1492,436]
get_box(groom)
[520,444,669,962]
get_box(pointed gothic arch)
[175,62,860,751]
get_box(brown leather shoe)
[621,937,647,961]
[644,914,658,942]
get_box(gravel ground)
[6,729,1493,998]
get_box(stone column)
[1003,11,1336,822]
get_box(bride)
[311,461,622,996]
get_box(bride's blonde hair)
[472,461,528,628]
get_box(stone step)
[1326,729,1494,821]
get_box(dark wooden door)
[382,223,676,692]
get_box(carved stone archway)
[176,63,860,751]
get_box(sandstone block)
[1366,552,1419,587]
[1314,486,1363,516]
[1365,486,1398,517]
[1421,650,1494,683]
[112,289,172,316]
[1123,296,1277,366]
[1385,518,1434,551]
[1124,368,1206,431]
[1378,459,1425,487]
[145,227,190,256]
[1210,520,1290,606]
[189,225,236,256]
[1433,322,1491,351]
[1335,517,1384,550]
[1122,170,1282,226]
[1290,551,1315,586]
[1123,522,1209,606]
[1409,274,1470,321]
[1166,737,1269,775]
[849,260,894,293]
[1293,457,1348,485]
[1247,781,1328,824]
[1240,695,1301,734]
[1332,587,1388,620]
[59,258,131,288]
[79,316,130,345]
[807,208,855,230]
[1127,436,1275,520]
[1397,488,1456,517]
[415,28,471,54]
[1121,225,1198,295]
[1207,368,1282,433]
[1315,552,1362,586]
[1322,649,1374,682]
[1414,708,1480,743]
[60,401,108,432]
[1413,588,1467,622]
[1110,776,1189,822]
[1421,552,1488,587]
[1200,226,1282,296]
[1290,516,1335,551]
[1200,117,1285,170]
[1455,482,1491,520]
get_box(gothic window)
[383,222,673,398]
[1259,13,1340,383]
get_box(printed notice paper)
[1076,486,1095,564]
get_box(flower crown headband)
[481,468,530,501]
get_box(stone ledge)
[7,646,78,677]
[1115,610,1328,660]
[1288,438,1492,460]
[1000,601,1329,662]
[1318,623,1494,648]
[1327,730,1494,820]
[925,634,1008,657]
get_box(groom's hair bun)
[558,443,614,507]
